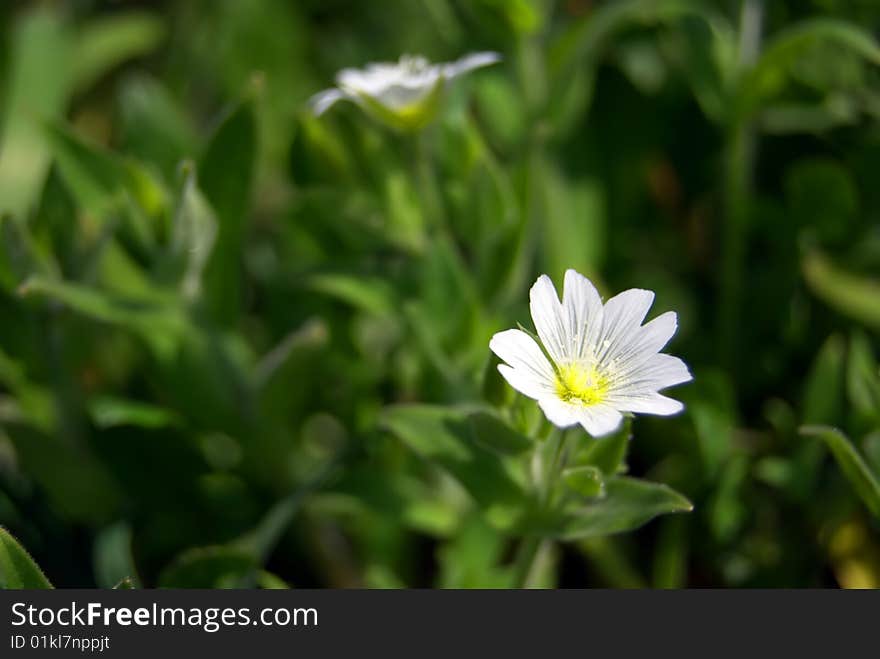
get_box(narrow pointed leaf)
[800,425,880,518]
[0,527,53,589]
[557,477,693,540]
[803,251,880,329]
[199,95,257,325]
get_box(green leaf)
[0,8,73,217]
[32,167,77,273]
[199,94,257,325]
[383,170,426,253]
[0,527,53,589]
[289,112,353,185]
[307,273,396,316]
[556,477,693,541]
[575,418,631,475]
[0,214,57,291]
[687,370,736,477]
[382,404,531,529]
[743,19,880,115]
[538,164,605,281]
[467,410,533,456]
[803,334,846,425]
[158,546,257,588]
[18,275,187,360]
[118,75,198,179]
[651,516,688,589]
[802,251,880,329]
[847,332,880,422]
[800,426,880,518]
[437,514,513,588]
[72,12,165,95]
[44,121,129,217]
[0,347,54,431]
[548,0,734,127]
[563,465,605,498]
[93,522,140,589]
[256,571,290,589]
[481,353,511,407]
[864,432,880,477]
[707,454,748,542]
[43,122,168,243]
[88,396,179,430]
[3,423,122,524]
[169,163,218,301]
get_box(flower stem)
[513,535,542,588]
[515,429,571,588]
[414,127,447,236]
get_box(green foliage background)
[1,0,880,588]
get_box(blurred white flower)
[309,52,501,130]
[489,270,692,437]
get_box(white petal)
[537,397,582,428]
[309,88,347,115]
[607,392,684,416]
[613,353,692,395]
[336,66,382,92]
[529,275,568,363]
[374,84,433,110]
[497,364,551,400]
[489,329,555,400]
[577,405,623,437]
[443,51,502,78]
[562,269,603,362]
[641,353,692,389]
[595,288,655,364]
[607,311,678,373]
[637,311,677,355]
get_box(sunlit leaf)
[0,8,72,217]
[556,477,692,541]
[72,12,165,94]
[113,578,136,589]
[562,465,605,498]
[0,527,53,589]
[802,251,880,329]
[88,396,179,430]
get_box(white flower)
[489,270,692,437]
[309,52,501,130]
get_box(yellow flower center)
[554,362,609,406]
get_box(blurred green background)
[1,0,880,588]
